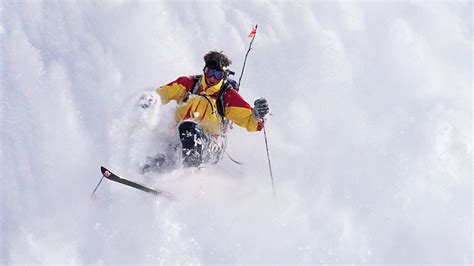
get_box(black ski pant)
[178,121,209,167]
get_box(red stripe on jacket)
[223,89,252,109]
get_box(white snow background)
[1,0,472,264]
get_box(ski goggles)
[205,68,225,80]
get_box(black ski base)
[100,166,174,199]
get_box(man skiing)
[139,51,269,171]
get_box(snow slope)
[1,0,472,264]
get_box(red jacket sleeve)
[223,89,264,131]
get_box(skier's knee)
[179,121,207,167]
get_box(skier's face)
[204,67,223,87]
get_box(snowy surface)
[1,0,472,264]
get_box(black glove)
[253,98,269,119]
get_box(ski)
[100,166,175,199]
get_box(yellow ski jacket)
[155,75,264,136]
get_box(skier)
[139,51,269,171]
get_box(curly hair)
[204,50,232,70]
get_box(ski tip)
[100,166,113,179]
[100,166,111,176]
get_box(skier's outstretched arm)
[139,76,195,109]
[223,90,268,132]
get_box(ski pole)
[90,175,105,200]
[240,25,277,201]
[238,24,258,88]
[236,25,277,200]
[263,120,276,201]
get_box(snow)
[1,0,472,264]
